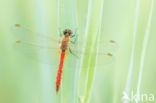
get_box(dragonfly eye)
[63,29,68,35]
[64,32,67,34]
[68,30,73,34]
[63,29,73,36]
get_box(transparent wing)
[12,24,119,72]
[69,39,119,64]
[11,24,60,44]
[11,24,61,66]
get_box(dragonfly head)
[63,29,73,37]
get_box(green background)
[0,0,156,103]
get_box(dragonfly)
[12,24,119,94]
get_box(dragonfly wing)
[14,40,61,64]
[13,39,117,72]
[11,24,60,44]
[69,39,119,65]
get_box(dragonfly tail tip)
[56,85,60,94]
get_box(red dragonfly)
[55,29,73,93]
[13,24,119,94]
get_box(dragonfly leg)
[70,40,76,44]
[70,28,78,44]
[70,37,78,45]
[71,28,78,38]
[70,34,75,38]
[69,47,79,58]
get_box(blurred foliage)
[0,0,156,103]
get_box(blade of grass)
[78,0,105,103]
[123,0,140,103]
[84,0,104,102]
[136,0,154,103]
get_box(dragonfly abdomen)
[56,52,65,94]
